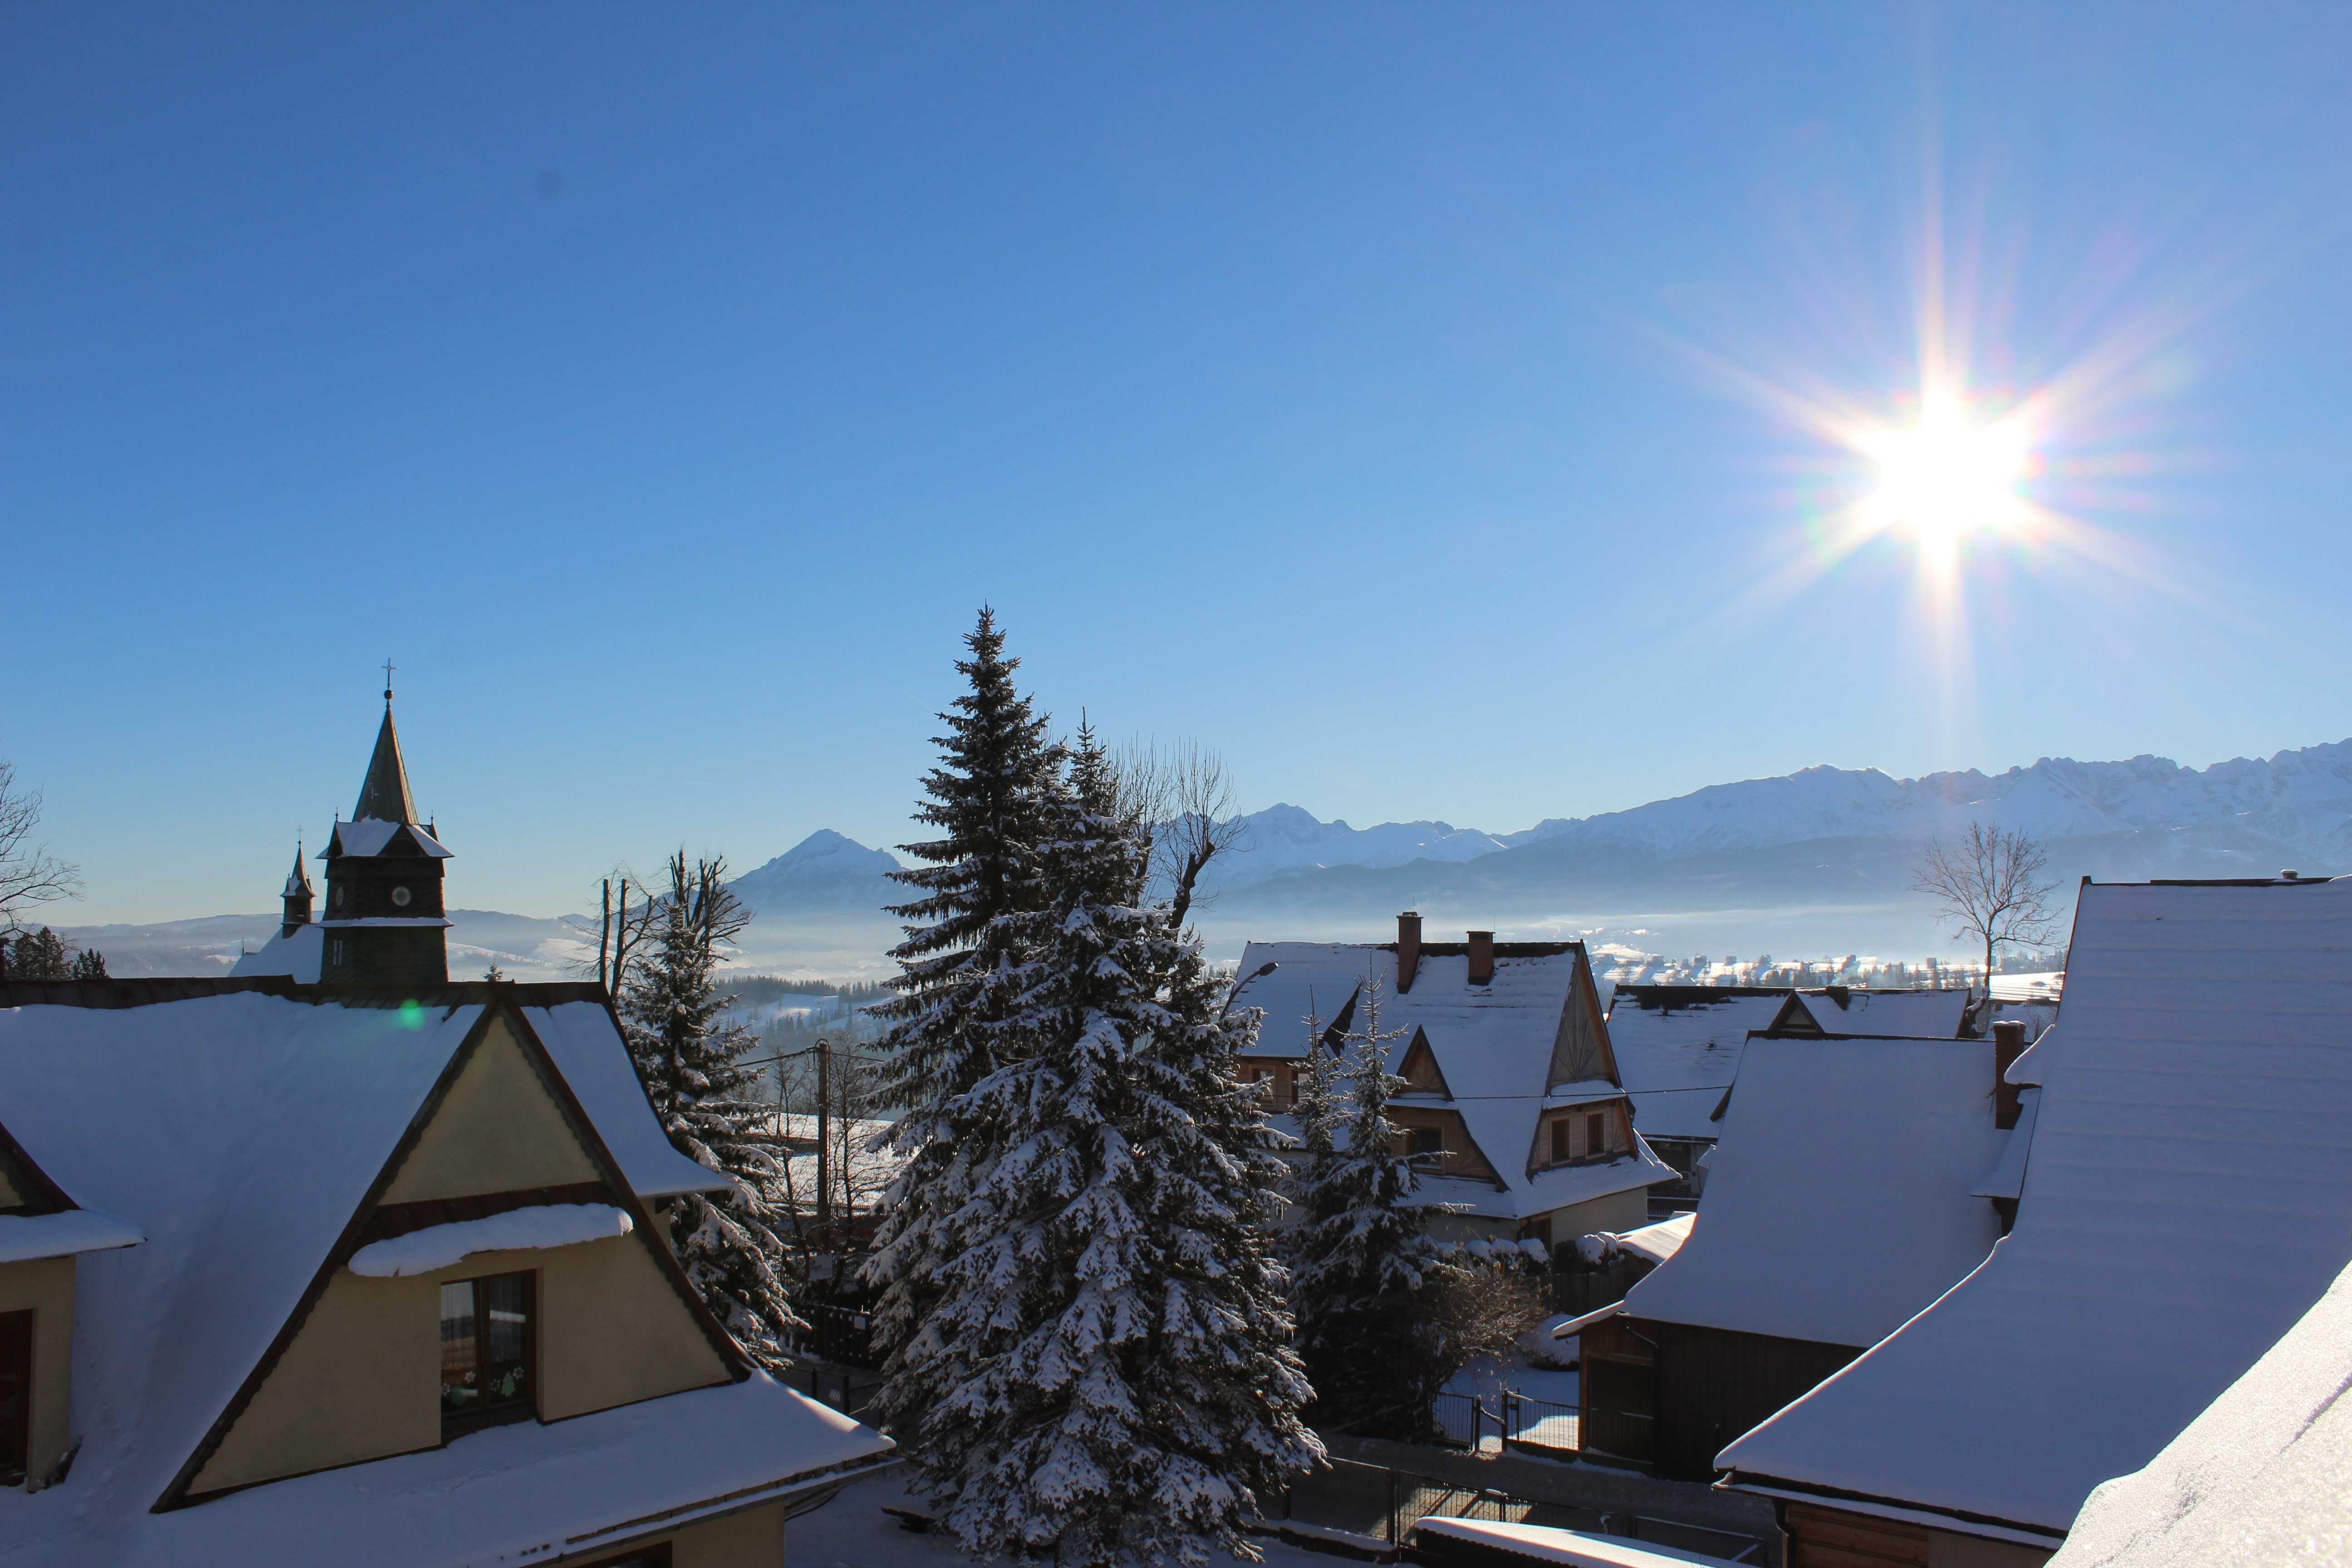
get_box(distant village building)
[1717,876,2352,1566]
[1569,1023,2010,1481]
[1231,913,1675,1248]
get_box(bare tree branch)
[1116,738,1245,928]
[1912,823,2063,983]
[0,760,79,928]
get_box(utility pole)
[815,1036,833,1241]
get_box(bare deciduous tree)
[1913,823,2063,981]
[0,760,79,927]
[1116,738,1245,927]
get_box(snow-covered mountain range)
[54,739,2352,977]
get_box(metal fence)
[786,1300,876,1369]
[1273,1457,1765,1562]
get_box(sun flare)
[1857,394,2035,570]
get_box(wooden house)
[1231,913,1676,1249]
[1604,985,1981,1216]
[0,979,895,1565]
[1716,877,2352,1567]
[1572,1026,2011,1481]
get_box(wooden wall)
[1649,1321,1861,1481]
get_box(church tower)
[280,842,314,938]
[318,678,452,987]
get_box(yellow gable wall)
[561,1496,789,1568]
[189,1230,734,1496]
[187,1011,732,1499]
[382,1014,601,1203]
[0,1256,75,1484]
[0,1165,21,1207]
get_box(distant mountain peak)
[730,831,902,916]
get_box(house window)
[331,940,346,968]
[440,1272,535,1435]
[575,1545,674,1568]
[1408,1127,1443,1159]
[1586,1112,1606,1156]
[1551,1118,1572,1164]
[0,1310,29,1486]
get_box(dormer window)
[1551,1119,1572,1163]
[1586,1112,1605,1155]
[440,1272,536,1437]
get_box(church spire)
[353,671,418,824]
[281,840,314,938]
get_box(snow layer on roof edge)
[1408,1516,1740,1567]
[348,1204,632,1277]
[0,1206,145,1264]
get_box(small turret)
[281,841,314,938]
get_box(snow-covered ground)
[789,1473,1343,1568]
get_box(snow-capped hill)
[729,830,904,915]
[1501,742,2352,866]
[1211,803,1507,885]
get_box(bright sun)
[1858,394,2034,568]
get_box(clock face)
[391,886,413,908]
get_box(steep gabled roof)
[0,984,873,1563]
[1233,940,1672,1221]
[1783,987,1974,1039]
[1719,878,2352,1539]
[1604,987,1791,1141]
[353,701,418,824]
[1622,1033,2002,1348]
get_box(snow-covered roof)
[1789,987,1973,1038]
[1234,940,1672,1222]
[0,982,808,1558]
[1969,1088,2039,1202]
[2047,1253,2352,1568]
[526,997,736,1199]
[0,1373,893,1567]
[324,818,452,860]
[1612,1211,1695,1268]
[229,921,322,980]
[1602,988,1789,1141]
[1719,878,2352,1539]
[1623,1034,2001,1348]
[1407,1516,1742,1567]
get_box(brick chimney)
[1397,911,1423,993]
[1467,930,1495,987]
[1993,1020,2027,1130]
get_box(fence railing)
[1272,1456,1765,1562]
[787,1300,876,1369]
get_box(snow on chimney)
[1397,911,1422,993]
[1993,1019,2028,1130]
[1468,930,1495,987]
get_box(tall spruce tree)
[623,850,802,1370]
[917,730,1317,1566]
[864,609,1067,1456]
[1286,975,1445,1437]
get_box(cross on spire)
[382,658,396,703]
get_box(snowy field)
[790,1474,1343,1568]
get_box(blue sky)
[8,4,2352,922]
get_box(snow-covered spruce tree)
[920,729,1318,1567]
[1286,975,1446,1438]
[862,609,1067,1456]
[623,850,802,1370]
